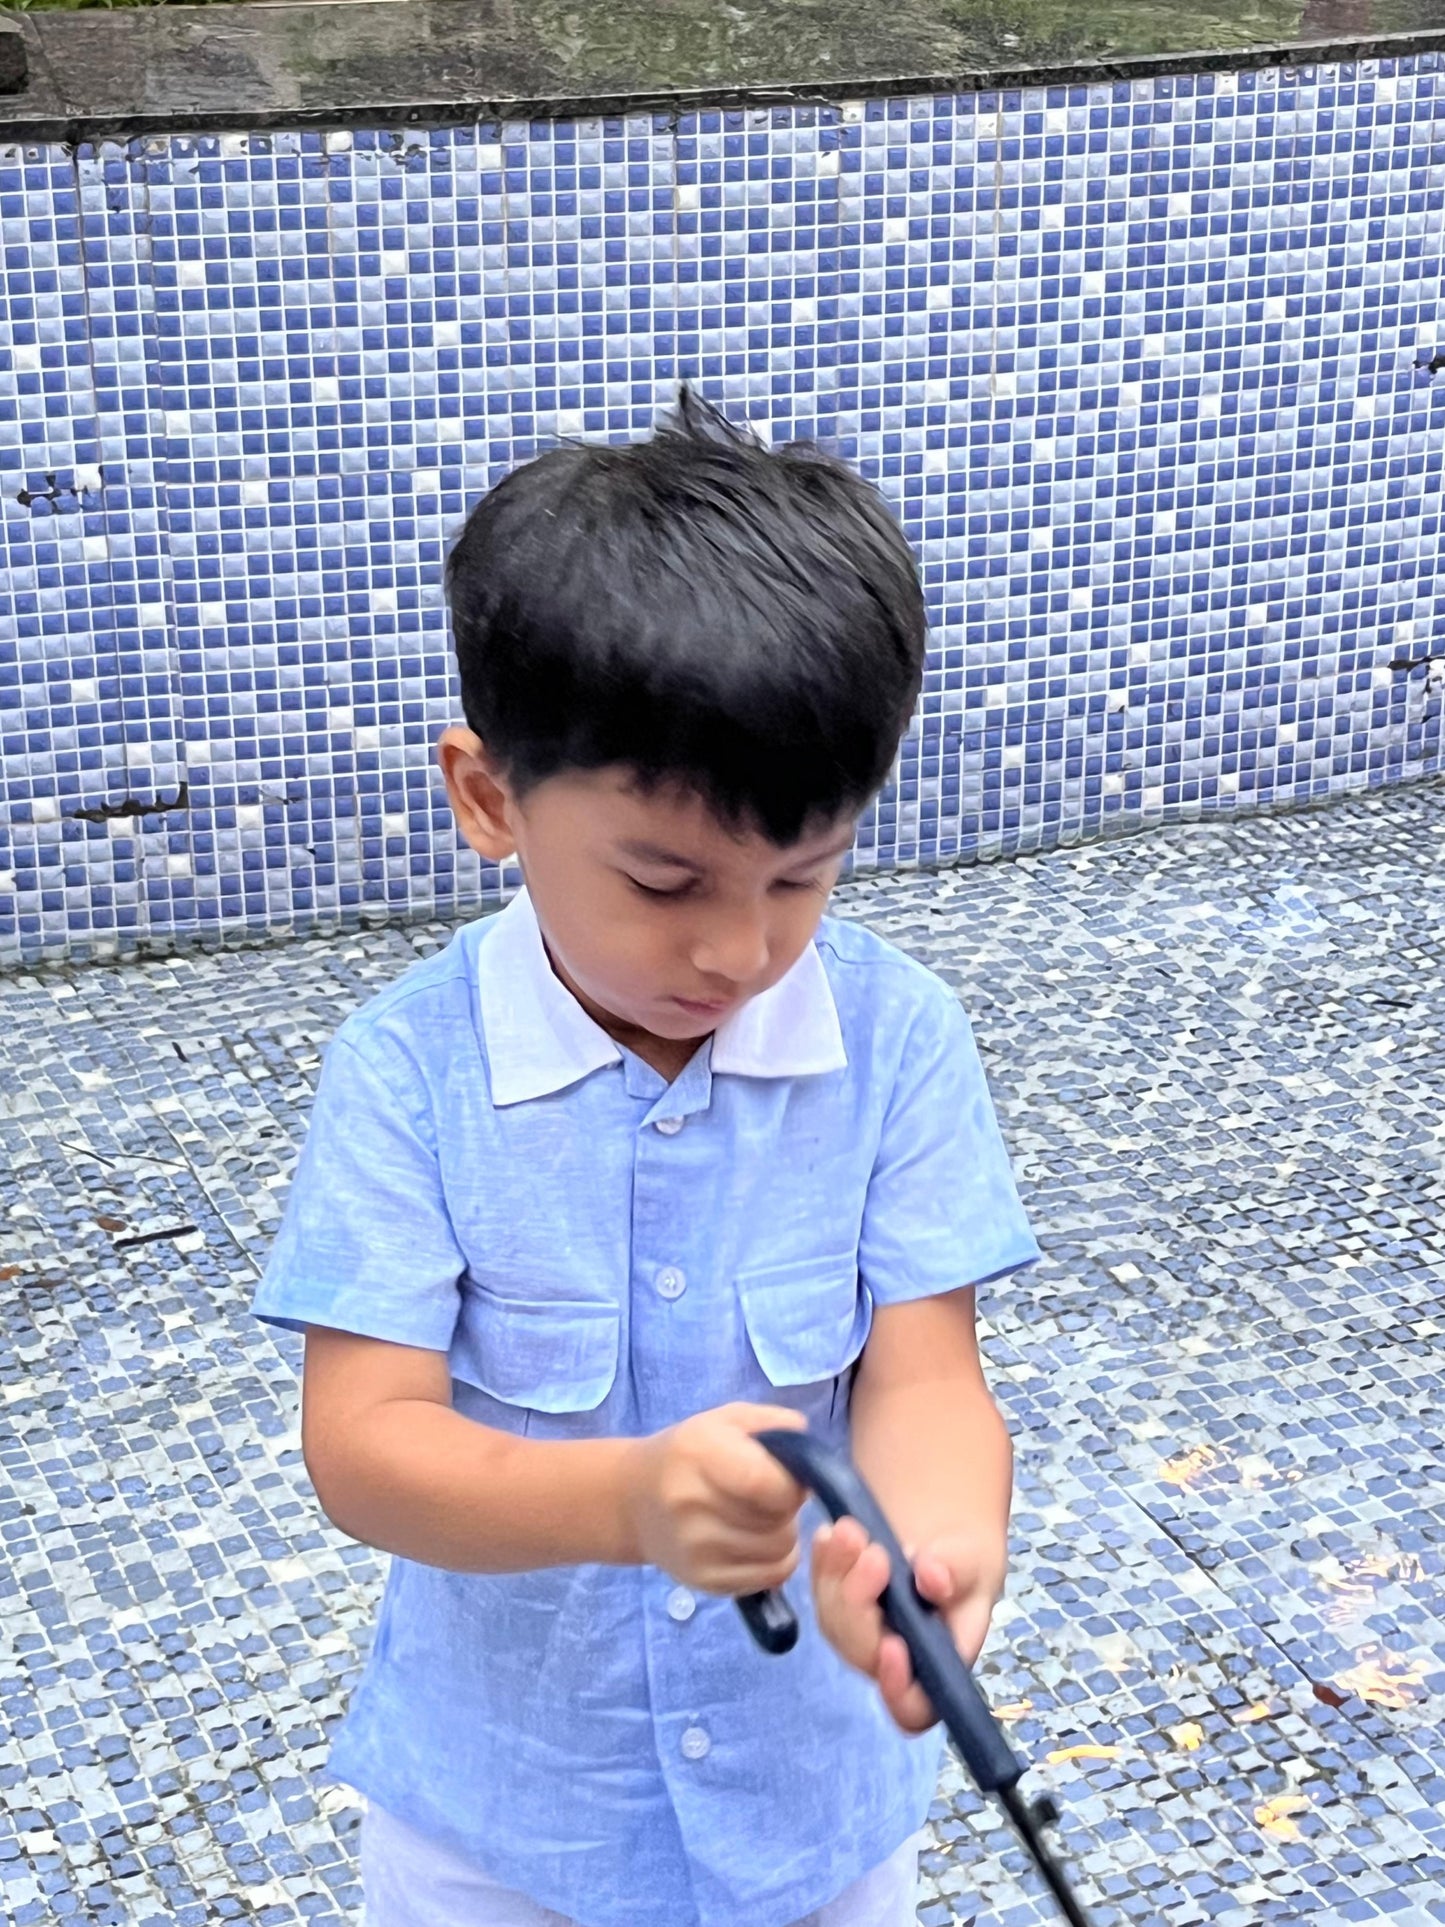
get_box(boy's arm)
[811,1286,1013,1732]
[301,1325,806,1588]
[303,1327,641,1569]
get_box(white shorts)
[360,1801,920,1927]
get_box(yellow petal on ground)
[994,1702,1033,1722]
[1234,1702,1275,1723]
[1170,1721,1205,1751]
[1046,1745,1124,1765]
[1255,1795,1310,1842]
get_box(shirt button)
[654,1115,684,1136]
[655,1265,687,1301]
[666,1586,696,1623]
[680,1725,711,1761]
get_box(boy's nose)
[689,914,770,987]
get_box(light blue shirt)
[253,892,1040,1927]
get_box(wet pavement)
[2,776,1444,1927]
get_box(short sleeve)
[252,1030,466,1350]
[858,987,1040,1307]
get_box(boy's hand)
[811,1516,1005,1734]
[628,1404,808,1595]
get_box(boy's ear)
[438,727,517,862]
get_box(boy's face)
[440,730,856,1049]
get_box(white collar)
[476,889,847,1107]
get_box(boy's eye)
[626,876,695,900]
[624,872,827,900]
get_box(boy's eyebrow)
[617,840,707,871]
[804,829,859,861]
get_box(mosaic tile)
[2,777,1443,1922]
[4,58,1445,965]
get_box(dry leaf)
[1312,1681,1346,1708]
[1332,1646,1426,1712]
[0,1264,20,1282]
[994,1702,1033,1722]
[94,1215,127,1232]
[1235,1702,1274,1724]
[1170,1721,1205,1752]
[1255,1795,1309,1842]
[1159,1444,1228,1487]
[1046,1745,1123,1765]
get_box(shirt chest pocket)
[451,1279,621,1424]
[736,1253,873,1389]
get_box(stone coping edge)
[1,2,1444,148]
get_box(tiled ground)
[2,778,1444,1927]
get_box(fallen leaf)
[0,1265,20,1282]
[1255,1794,1309,1842]
[1235,1701,1275,1723]
[1312,1681,1346,1708]
[1332,1647,1426,1711]
[1170,1721,1205,1752]
[1159,1443,1228,1487]
[94,1215,127,1232]
[1046,1745,1123,1765]
[994,1701,1033,1722]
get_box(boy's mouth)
[670,995,734,1020]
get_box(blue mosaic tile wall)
[3,55,1445,966]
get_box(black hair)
[443,390,927,846]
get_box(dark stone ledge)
[1,0,1444,147]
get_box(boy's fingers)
[717,1521,799,1568]
[709,1431,806,1522]
[726,1402,807,1429]
[876,1635,936,1733]
[811,1523,861,1596]
[816,1598,882,1676]
[722,1402,808,1451]
[912,1552,958,1605]
[839,1539,890,1616]
[948,1594,994,1670]
[707,1544,801,1596]
[822,1516,869,1565]
[813,1531,892,1675]
[711,1471,804,1531]
[815,1524,871,1596]
[811,1522,881,1605]
[811,1521,842,1577]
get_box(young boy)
[253,394,1039,1927]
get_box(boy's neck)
[612,1027,705,1086]
[543,941,708,1085]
